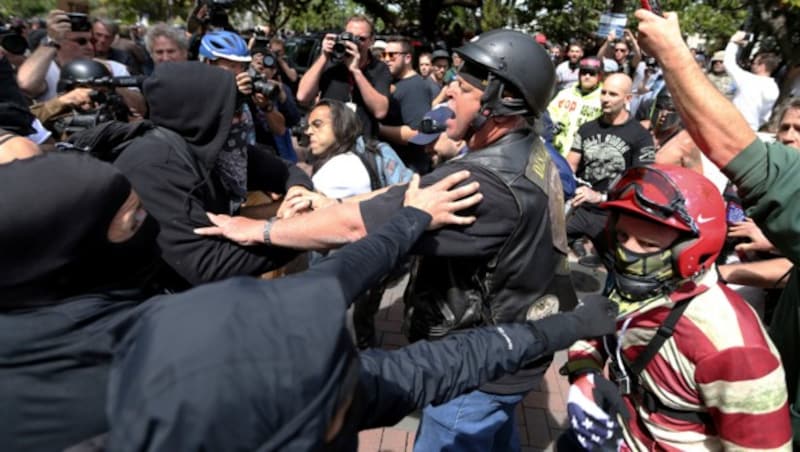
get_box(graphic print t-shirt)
[572,117,655,192]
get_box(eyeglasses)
[609,166,699,236]
[382,51,406,59]
[306,119,328,132]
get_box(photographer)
[597,29,643,78]
[297,14,390,138]
[251,47,300,161]
[17,10,145,115]
[269,36,298,86]
[30,59,132,140]
[200,31,287,148]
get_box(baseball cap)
[711,51,725,62]
[409,106,454,146]
[578,57,602,72]
[431,49,450,62]
[372,40,387,50]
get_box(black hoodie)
[114,62,313,288]
[107,208,595,451]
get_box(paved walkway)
[357,260,607,452]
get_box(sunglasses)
[614,48,628,53]
[580,69,598,76]
[609,166,699,235]
[382,51,406,59]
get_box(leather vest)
[403,129,570,342]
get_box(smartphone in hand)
[640,0,663,16]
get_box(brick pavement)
[357,262,607,452]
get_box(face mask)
[612,243,674,301]
[216,118,250,212]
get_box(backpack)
[353,136,414,190]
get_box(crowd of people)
[1,3,799,451]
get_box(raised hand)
[403,171,482,230]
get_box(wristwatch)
[43,37,61,50]
[262,216,278,245]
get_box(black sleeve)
[115,139,297,286]
[301,207,431,305]
[246,145,313,193]
[358,163,518,258]
[356,322,560,429]
[368,62,392,98]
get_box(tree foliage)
[0,0,57,19]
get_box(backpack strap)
[613,298,712,424]
[352,148,383,191]
[627,298,692,375]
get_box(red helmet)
[602,164,726,279]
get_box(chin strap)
[464,74,531,140]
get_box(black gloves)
[529,294,618,352]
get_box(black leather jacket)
[403,128,573,394]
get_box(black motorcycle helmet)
[57,59,111,93]
[651,87,683,143]
[454,29,555,121]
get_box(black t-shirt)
[425,77,443,101]
[319,56,391,138]
[384,73,437,173]
[572,116,655,192]
[359,160,518,257]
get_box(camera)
[53,76,145,136]
[66,13,91,32]
[331,32,357,63]
[247,68,281,102]
[260,52,277,68]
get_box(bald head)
[600,73,633,120]
[604,73,633,95]
[0,135,42,164]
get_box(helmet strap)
[465,75,529,140]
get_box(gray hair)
[771,97,800,132]
[145,23,188,54]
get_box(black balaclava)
[143,61,237,170]
[0,152,158,307]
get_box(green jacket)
[725,138,800,441]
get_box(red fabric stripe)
[720,284,771,346]
[643,353,701,405]
[694,347,781,384]
[708,402,791,449]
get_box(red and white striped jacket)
[568,270,792,451]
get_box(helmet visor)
[608,166,699,235]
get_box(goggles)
[608,166,699,236]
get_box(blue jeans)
[414,389,524,452]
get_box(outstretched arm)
[635,10,756,168]
[356,295,617,429]
[195,171,482,250]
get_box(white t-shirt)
[724,43,779,131]
[38,59,133,102]
[311,152,372,198]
